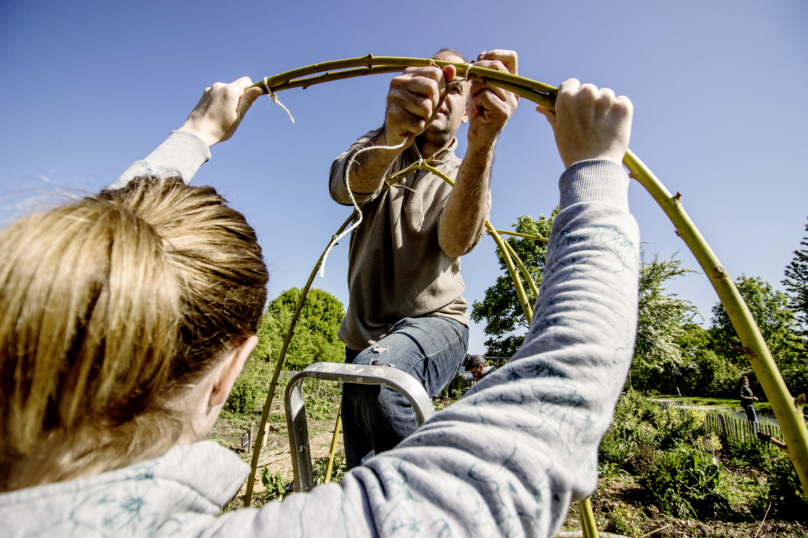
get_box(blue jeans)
[341,316,469,469]
[745,405,758,423]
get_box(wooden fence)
[659,402,784,446]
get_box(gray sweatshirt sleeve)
[207,159,639,538]
[109,130,211,190]
[329,129,389,206]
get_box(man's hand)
[537,79,633,168]
[384,65,457,148]
[178,77,263,148]
[467,50,519,151]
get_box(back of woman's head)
[0,177,268,490]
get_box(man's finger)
[469,82,515,107]
[401,66,443,83]
[536,105,556,132]
[442,65,457,85]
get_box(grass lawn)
[654,395,774,415]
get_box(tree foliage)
[252,288,345,371]
[782,217,808,344]
[471,211,557,357]
[710,275,803,369]
[629,251,698,391]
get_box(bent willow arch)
[241,56,808,509]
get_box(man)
[464,354,496,381]
[329,48,519,468]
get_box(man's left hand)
[467,50,519,151]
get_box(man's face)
[421,52,470,144]
[470,364,485,380]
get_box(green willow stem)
[252,55,556,95]
[495,230,548,242]
[579,497,600,538]
[247,56,808,500]
[324,411,342,484]
[501,238,540,298]
[243,213,356,507]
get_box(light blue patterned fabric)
[2,139,639,537]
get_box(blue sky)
[1,0,806,353]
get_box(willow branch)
[495,230,548,242]
[500,237,540,298]
[252,55,556,94]
[243,212,356,507]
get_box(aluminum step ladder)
[284,362,434,493]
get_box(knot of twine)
[263,78,295,123]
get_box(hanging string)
[263,78,295,123]
[318,136,409,278]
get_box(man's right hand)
[384,65,457,148]
[537,79,633,169]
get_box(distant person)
[2,75,639,538]
[464,354,496,380]
[737,375,759,423]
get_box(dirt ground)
[558,474,807,538]
[209,392,342,507]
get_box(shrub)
[312,452,347,485]
[599,430,632,469]
[606,503,643,537]
[761,456,808,522]
[641,445,731,520]
[305,396,335,421]
[260,468,292,501]
[723,436,779,473]
[225,378,258,414]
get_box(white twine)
[263,78,295,123]
[319,133,424,278]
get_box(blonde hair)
[0,177,268,491]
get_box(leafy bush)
[225,378,258,414]
[598,430,632,469]
[606,503,643,537]
[723,435,779,473]
[312,452,347,485]
[641,445,731,520]
[305,396,335,421]
[600,390,707,474]
[761,456,808,522]
[260,468,292,501]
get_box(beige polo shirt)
[329,129,486,351]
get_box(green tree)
[710,275,806,397]
[629,251,698,392]
[471,211,556,357]
[782,218,808,345]
[253,288,345,371]
[678,323,740,398]
[710,275,802,368]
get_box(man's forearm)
[343,129,405,195]
[437,143,494,257]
